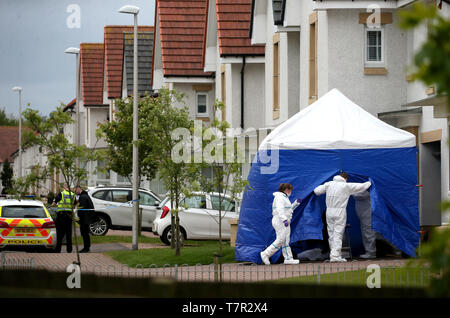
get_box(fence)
[0,252,35,270]
[91,262,430,287]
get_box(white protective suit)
[314,175,371,262]
[260,192,301,265]
[353,190,377,258]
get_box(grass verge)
[73,235,161,245]
[105,241,235,267]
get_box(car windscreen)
[1,206,47,218]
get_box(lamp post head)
[65,47,80,55]
[118,5,139,14]
[12,86,22,92]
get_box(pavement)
[1,229,410,282]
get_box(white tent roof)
[260,89,416,150]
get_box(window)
[183,195,207,209]
[111,190,131,203]
[1,206,47,218]
[365,28,384,65]
[196,93,208,117]
[96,160,110,182]
[92,190,111,201]
[309,13,318,104]
[210,196,235,212]
[221,65,226,121]
[273,33,280,119]
[139,191,157,206]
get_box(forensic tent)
[235,89,420,264]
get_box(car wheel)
[161,227,185,246]
[89,215,109,236]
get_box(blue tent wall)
[235,147,419,264]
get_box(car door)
[109,190,132,226]
[138,191,159,228]
[91,190,112,213]
[209,195,238,239]
[180,195,210,239]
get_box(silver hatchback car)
[88,186,161,236]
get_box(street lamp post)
[12,87,22,179]
[119,5,140,250]
[64,47,81,157]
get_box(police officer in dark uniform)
[52,185,74,253]
[74,185,96,253]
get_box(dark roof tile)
[216,0,265,57]
[156,0,212,77]
[80,43,105,106]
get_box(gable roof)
[216,0,265,56]
[123,31,154,97]
[80,43,105,106]
[104,25,153,99]
[0,126,19,164]
[156,0,213,77]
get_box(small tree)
[98,96,160,236]
[1,159,13,194]
[98,97,159,183]
[199,100,249,257]
[139,88,200,256]
[13,105,105,265]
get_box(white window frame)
[196,92,209,117]
[364,27,385,67]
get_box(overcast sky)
[0,0,155,118]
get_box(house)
[249,0,449,225]
[78,42,109,186]
[80,26,154,188]
[152,0,215,122]
[205,0,265,131]
[7,100,78,197]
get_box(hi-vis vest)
[57,190,74,212]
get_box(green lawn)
[105,241,235,267]
[277,267,431,287]
[72,235,161,245]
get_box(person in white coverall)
[353,190,377,259]
[314,172,371,262]
[260,183,302,265]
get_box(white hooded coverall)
[353,190,377,257]
[261,192,300,263]
[314,176,371,261]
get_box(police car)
[0,199,57,250]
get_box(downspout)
[240,56,246,130]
